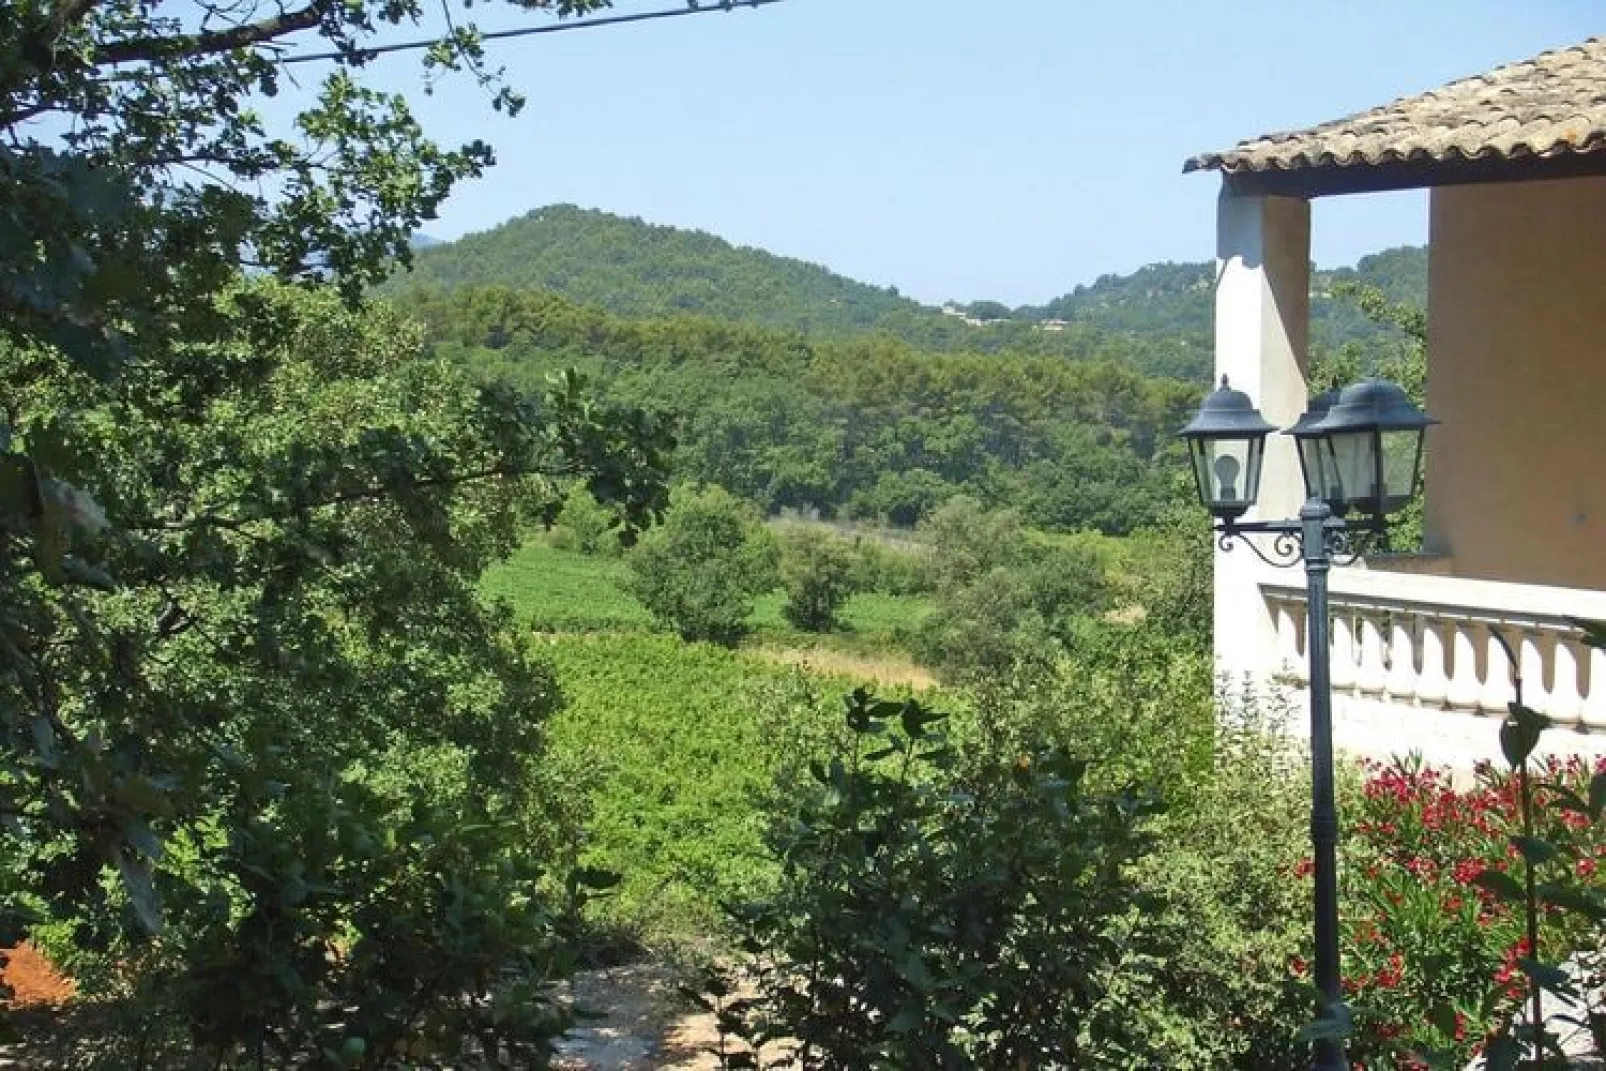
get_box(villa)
[1187,36,1606,768]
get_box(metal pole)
[1301,497,1348,1071]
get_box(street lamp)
[1179,374,1434,1071]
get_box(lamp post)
[1179,375,1436,1071]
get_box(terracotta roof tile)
[1185,37,1606,176]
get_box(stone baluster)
[1517,628,1552,714]
[1481,625,1519,714]
[1547,634,1583,726]
[1444,619,1482,711]
[1385,613,1418,703]
[1329,611,1356,693]
[1583,643,1606,731]
[1417,616,1449,710]
[1354,612,1387,697]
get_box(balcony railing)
[1260,567,1606,731]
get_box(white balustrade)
[1261,567,1606,731]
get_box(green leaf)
[1511,835,1560,868]
[60,556,115,590]
[1472,869,1526,903]
[1500,704,1548,767]
[123,821,163,862]
[887,1002,924,1034]
[338,1036,367,1066]
[1570,618,1606,652]
[1538,884,1606,922]
[1518,958,1575,996]
[1427,1001,1460,1039]
[113,852,163,935]
[1483,1031,1522,1071]
[1590,771,1606,821]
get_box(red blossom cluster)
[1288,756,1606,1069]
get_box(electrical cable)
[278,0,789,65]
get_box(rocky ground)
[555,963,727,1070]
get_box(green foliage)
[385,205,927,336]
[1310,281,1428,553]
[778,527,858,633]
[540,634,846,944]
[550,482,622,556]
[0,282,669,1062]
[628,486,781,645]
[1126,495,1214,650]
[403,285,1200,532]
[912,497,1112,682]
[386,207,1426,383]
[710,690,1163,1069]
[1084,696,1312,1069]
[843,534,932,597]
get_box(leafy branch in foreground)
[0,282,668,1063]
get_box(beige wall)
[1426,176,1606,588]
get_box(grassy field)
[483,540,932,645]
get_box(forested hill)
[1005,246,1429,352]
[387,204,926,336]
[388,205,1427,382]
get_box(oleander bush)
[1331,753,1606,1067]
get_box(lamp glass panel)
[1325,429,1379,511]
[1379,427,1425,514]
[1297,436,1341,503]
[1190,435,1262,514]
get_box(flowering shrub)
[1296,755,1606,1068]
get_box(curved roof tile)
[1186,37,1606,176]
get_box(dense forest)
[408,286,1199,534]
[387,205,1427,382]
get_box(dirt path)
[555,964,727,1070]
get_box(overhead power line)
[280,0,789,65]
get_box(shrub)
[1331,753,1606,1067]
[919,495,1030,597]
[1081,694,1313,1069]
[778,528,857,632]
[911,497,1114,682]
[550,483,620,556]
[708,690,1162,1068]
[627,485,780,644]
[846,536,932,597]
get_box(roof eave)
[1183,146,1606,199]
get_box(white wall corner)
[1212,187,1311,681]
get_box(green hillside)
[386,204,926,336]
[390,205,1427,383]
[990,246,1429,353]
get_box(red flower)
[1293,858,1314,879]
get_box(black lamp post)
[1180,374,1435,1071]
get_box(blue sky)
[303,0,1602,305]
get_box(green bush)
[550,483,620,556]
[845,536,932,597]
[778,527,857,632]
[1083,695,1313,1069]
[911,497,1113,682]
[708,690,1162,1068]
[627,485,780,645]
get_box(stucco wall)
[1425,177,1606,589]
